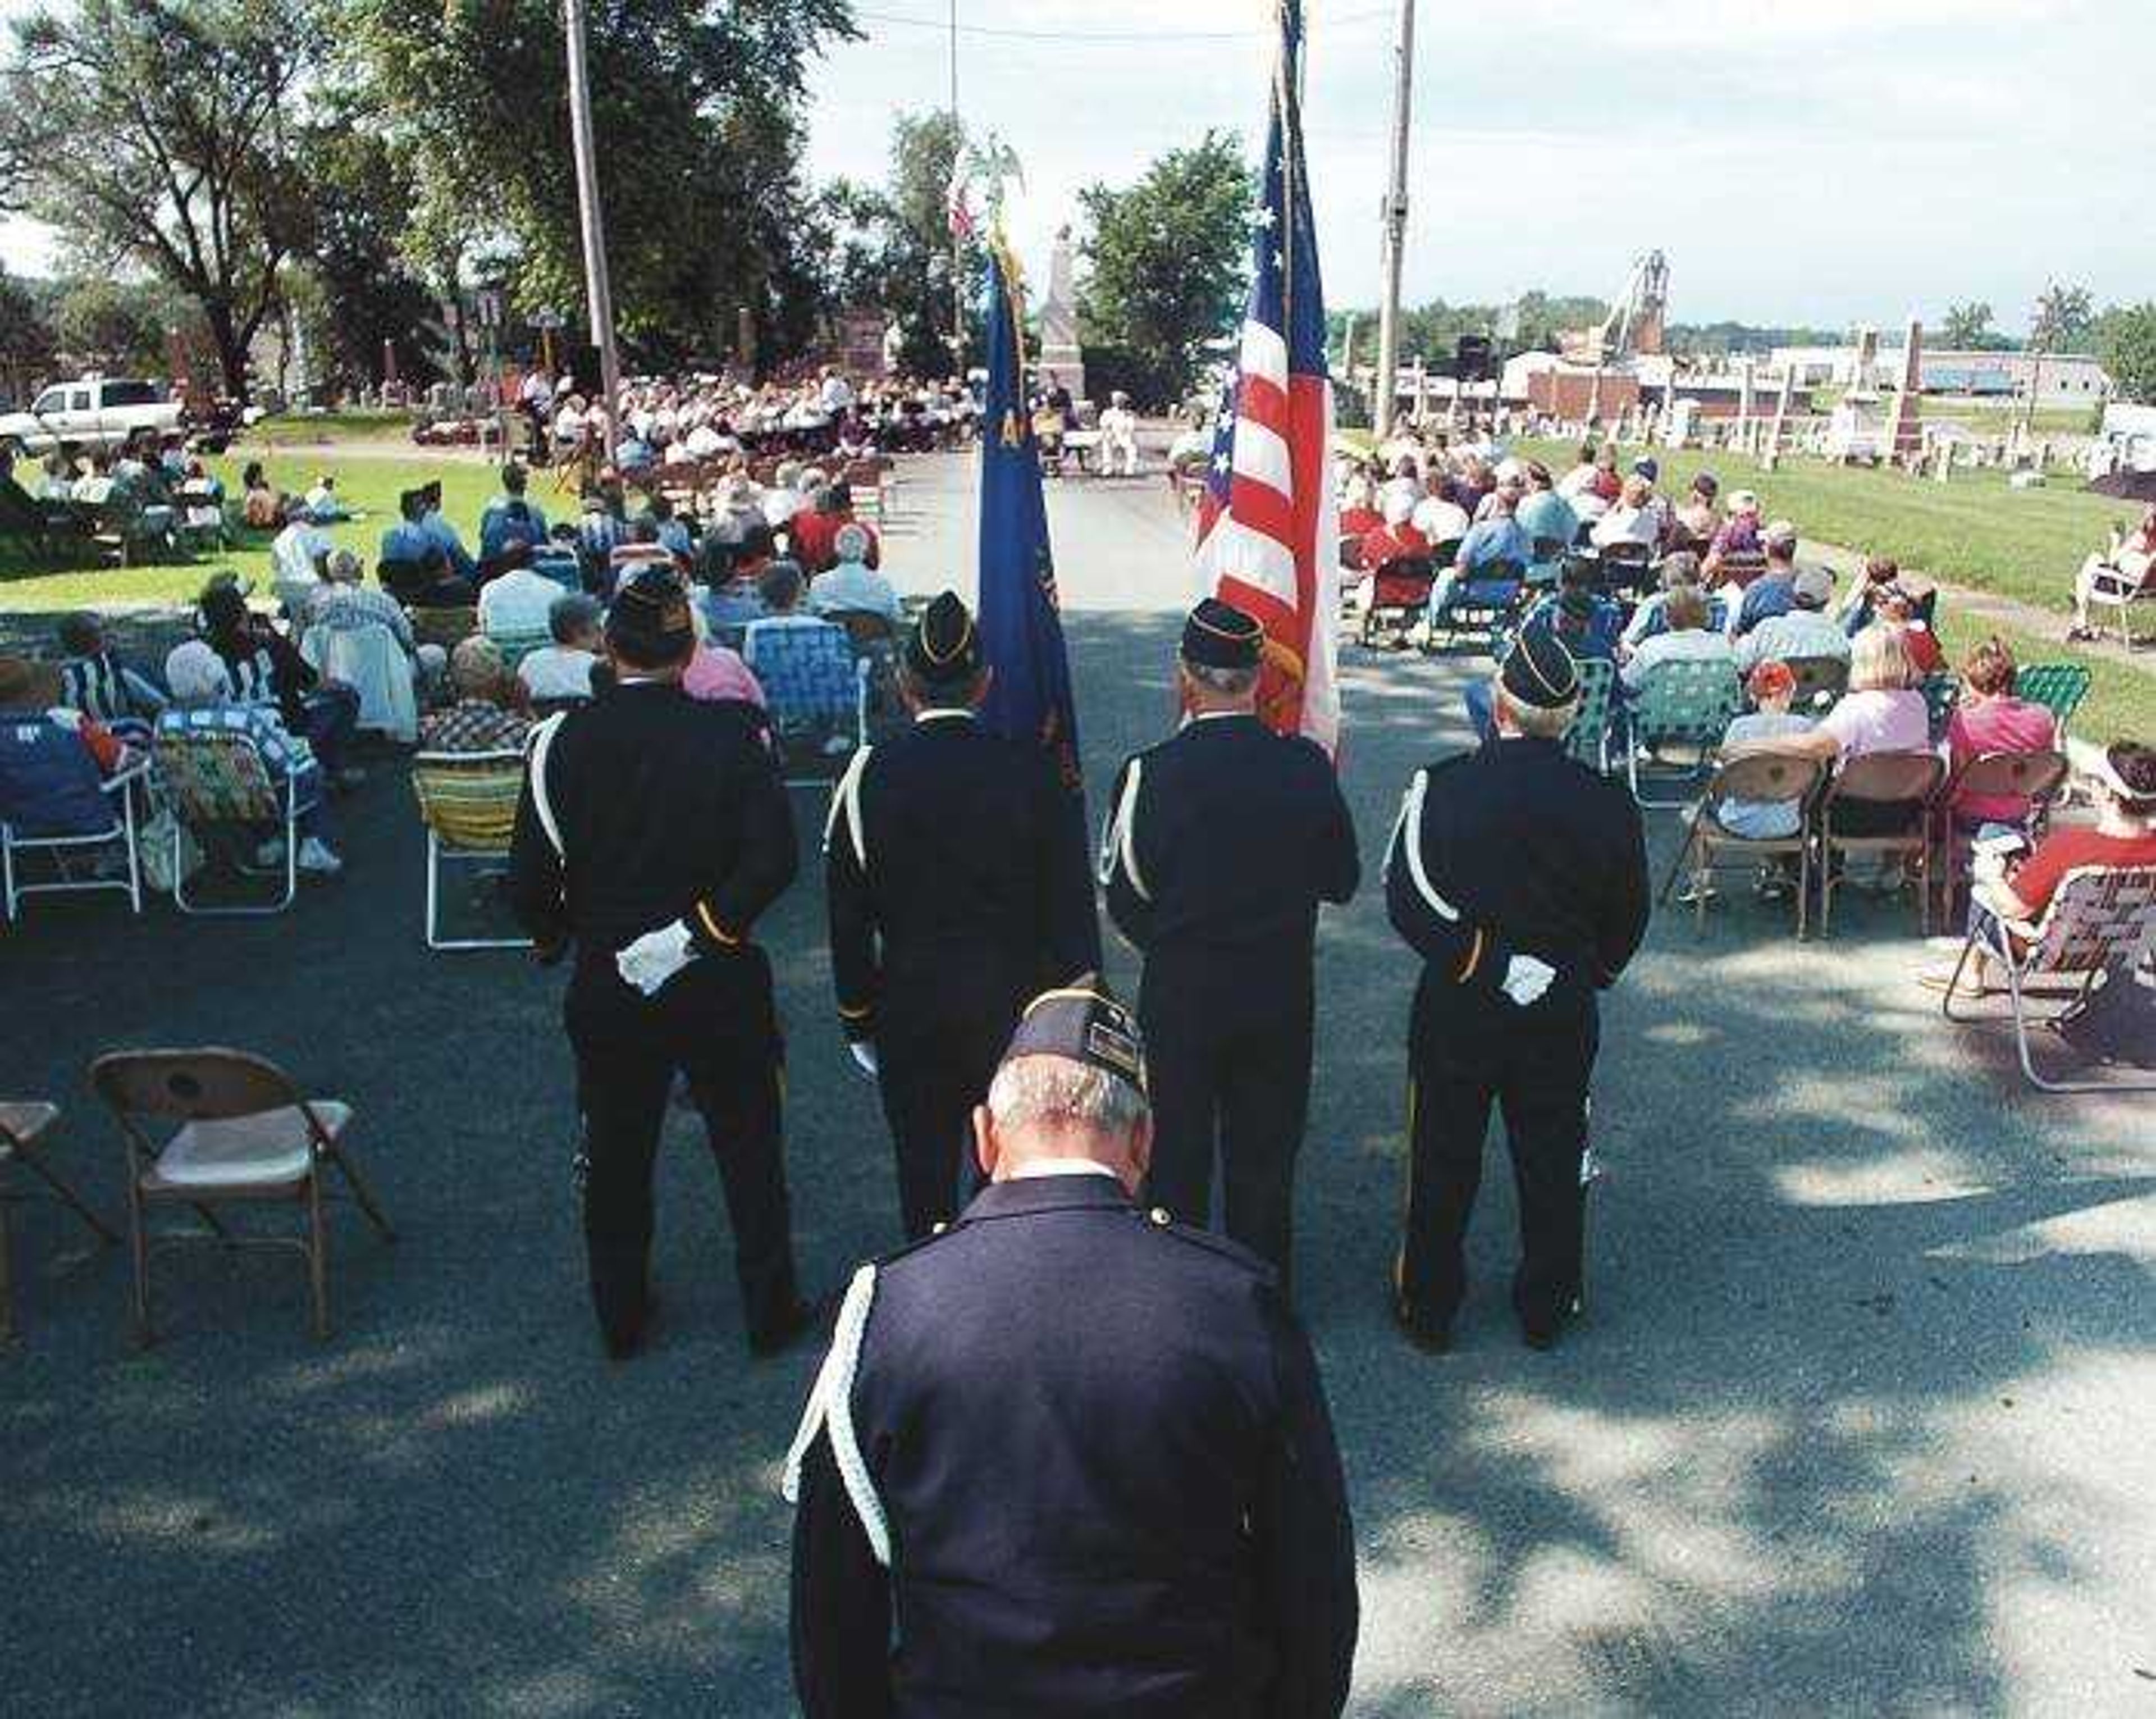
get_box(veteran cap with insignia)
[606,565,695,667]
[1499,622,1581,710]
[1180,597,1264,671]
[905,589,983,686]
[1000,979,1148,1098]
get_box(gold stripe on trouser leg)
[1393,1072,1418,1305]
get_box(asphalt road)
[3,455,2152,1716]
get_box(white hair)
[326,549,362,583]
[165,640,232,705]
[833,522,871,563]
[986,1055,1149,1139]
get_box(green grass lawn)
[1509,437,2143,617]
[244,409,426,448]
[1,452,505,612]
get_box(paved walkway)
[3,455,2151,1715]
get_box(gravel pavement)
[3,455,2151,1716]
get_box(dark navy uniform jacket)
[507,680,796,958]
[1100,713,1360,984]
[824,709,1099,1043]
[789,1172,1359,1717]
[1385,734,1648,1002]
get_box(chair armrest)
[101,757,152,795]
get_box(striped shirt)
[59,652,166,723]
[155,704,315,779]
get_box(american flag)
[1192,0,1339,755]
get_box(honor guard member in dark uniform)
[1099,598,1360,1289]
[1384,625,1650,1352]
[784,984,1358,1718]
[509,567,812,1361]
[824,590,1098,1239]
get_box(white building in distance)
[1770,344,2111,408]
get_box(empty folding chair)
[1,1102,119,1340]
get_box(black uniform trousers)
[1142,954,1315,1290]
[876,964,1029,1239]
[565,946,797,1351]
[1400,976,1599,1329]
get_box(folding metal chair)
[1819,750,1947,934]
[1626,659,1743,809]
[0,728,146,922]
[2013,663,2091,742]
[1781,654,1850,712]
[1940,866,2156,1091]
[91,1048,394,1343]
[1563,658,1618,773]
[1929,748,2071,923]
[1,1102,119,1340]
[152,729,317,915]
[1660,753,1826,938]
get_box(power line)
[849,6,1390,43]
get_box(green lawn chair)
[1626,658,1743,808]
[1919,671,1961,744]
[2013,663,2090,741]
[1564,656,1616,772]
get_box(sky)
[4,0,2151,336]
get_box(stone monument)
[1036,225,1087,403]
[1888,317,1925,462]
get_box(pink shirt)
[1819,687,1930,760]
[1947,695,2058,824]
[683,644,765,708]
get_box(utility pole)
[564,0,622,460]
[1371,0,1414,441]
[949,0,965,371]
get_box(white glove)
[848,1041,880,1080]
[1500,954,1556,1007]
[616,919,697,996]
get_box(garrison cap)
[1000,981,1148,1098]
[905,590,982,686]
[605,565,695,665]
[1181,597,1263,671]
[1500,623,1581,710]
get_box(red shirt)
[788,509,878,574]
[1898,623,1944,676]
[1340,505,1383,540]
[2009,827,2156,921]
[1359,521,1431,573]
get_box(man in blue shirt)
[479,463,550,563]
[1513,462,1579,589]
[419,480,478,582]
[1734,524,1802,636]
[1429,492,1531,622]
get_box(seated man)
[1932,741,2156,990]
[1671,471,1720,549]
[1733,523,1803,634]
[419,480,478,582]
[1620,553,1714,652]
[158,640,341,875]
[305,549,440,691]
[1588,475,1661,551]
[0,654,137,777]
[56,612,167,736]
[479,463,551,564]
[807,523,901,624]
[478,541,566,642]
[1428,490,1528,616]
[304,474,351,523]
[518,593,605,705]
[1620,586,1737,693]
[1098,389,1141,476]
[1511,460,1578,586]
[1520,560,1623,662]
[789,482,876,575]
[270,496,335,610]
[380,486,472,607]
[419,637,532,753]
[741,561,828,669]
[1736,566,1849,672]
[2069,505,2156,640]
[700,522,777,631]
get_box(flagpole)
[1372,0,1414,440]
[949,0,965,371]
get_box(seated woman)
[1619,586,1735,692]
[1871,584,1944,676]
[197,579,364,790]
[158,640,341,875]
[419,638,532,753]
[240,460,284,530]
[1677,660,1815,904]
[2069,504,2156,639]
[518,593,605,706]
[1731,622,1930,840]
[1944,636,2060,833]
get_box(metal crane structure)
[1586,249,1669,364]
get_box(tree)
[340,0,853,371]
[51,277,183,373]
[0,0,325,399]
[1940,300,1997,349]
[1077,133,1252,407]
[2029,282,2096,353]
[2096,303,2156,405]
[0,266,56,399]
[293,121,443,391]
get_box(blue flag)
[975,239,1100,967]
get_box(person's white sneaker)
[296,837,344,876]
[254,838,286,868]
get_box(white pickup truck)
[0,376,188,459]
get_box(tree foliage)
[0,266,56,394]
[1940,300,2004,349]
[1077,132,1251,407]
[51,276,189,373]
[2029,281,2095,353]
[2096,303,2156,405]
[291,120,444,391]
[0,0,324,397]
[339,0,852,371]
